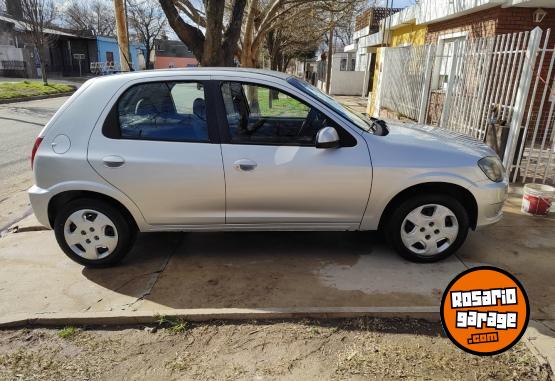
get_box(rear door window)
[115,81,208,142]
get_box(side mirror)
[315,126,340,149]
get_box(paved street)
[0,97,69,231]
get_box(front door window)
[220,82,338,146]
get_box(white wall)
[329,70,366,95]
[418,0,503,24]
[0,45,23,61]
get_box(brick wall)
[424,6,555,149]
[425,6,555,44]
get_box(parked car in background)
[29,68,508,267]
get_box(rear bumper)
[28,185,52,229]
[473,180,509,229]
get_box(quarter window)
[115,81,209,142]
[220,81,336,145]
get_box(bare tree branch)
[63,0,116,36]
[128,0,167,69]
[160,0,246,66]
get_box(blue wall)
[96,36,145,70]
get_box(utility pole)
[325,13,334,94]
[114,0,130,71]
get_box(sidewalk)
[0,189,554,325]
[335,95,369,114]
[0,189,554,372]
[0,217,458,324]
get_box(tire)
[384,193,469,263]
[54,198,137,268]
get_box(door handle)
[102,155,125,168]
[233,159,257,172]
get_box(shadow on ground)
[81,230,465,311]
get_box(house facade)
[0,13,96,78]
[92,36,145,74]
[343,6,404,97]
[153,38,198,69]
[363,0,555,118]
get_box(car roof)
[88,67,292,86]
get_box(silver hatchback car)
[29,68,508,267]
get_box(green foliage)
[0,81,75,99]
[57,326,77,339]
[155,314,189,334]
[256,87,309,117]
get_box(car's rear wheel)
[54,198,136,267]
[385,194,469,262]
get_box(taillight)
[31,137,43,169]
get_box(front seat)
[191,97,208,140]
[193,98,206,121]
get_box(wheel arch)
[377,182,478,231]
[48,190,139,231]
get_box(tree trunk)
[240,49,259,68]
[41,64,48,86]
[144,41,151,70]
[159,0,245,67]
[325,25,333,94]
[159,0,205,62]
[203,0,224,66]
[145,51,151,70]
[39,50,48,86]
[245,85,260,115]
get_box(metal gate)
[380,45,434,123]
[377,27,555,185]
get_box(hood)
[379,121,497,160]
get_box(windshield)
[287,76,372,132]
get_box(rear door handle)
[233,159,257,172]
[102,155,125,168]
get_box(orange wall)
[154,56,198,69]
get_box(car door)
[216,79,372,227]
[88,78,225,226]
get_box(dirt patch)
[0,318,551,380]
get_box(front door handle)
[102,155,125,168]
[233,159,257,172]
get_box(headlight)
[478,156,504,182]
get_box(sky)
[375,0,416,8]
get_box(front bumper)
[473,179,509,228]
[28,185,52,229]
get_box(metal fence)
[90,61,140,75]
[0,60,27,77]
[377,27,555,185]
[380,45,434,122]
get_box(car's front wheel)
[54,198,136,267]
[385,194,469,262]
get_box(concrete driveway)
[0,190,553,325]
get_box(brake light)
[31,137,43,169]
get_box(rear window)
[103,81,209,142]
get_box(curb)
[523,321,555,375]
[0,91,75,104]
[0,307,440,328]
